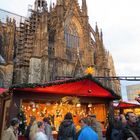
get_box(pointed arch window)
[64,25,79,48]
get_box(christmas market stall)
[114,100,140,115]
[0,88,11,139]
[0,74,120,138]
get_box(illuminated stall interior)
[114,101,140,116]
[21,97,107,130]
[123,108,140,115]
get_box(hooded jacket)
[78,126,98,140]
[57,119,76,140]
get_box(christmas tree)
[17,110,27,135]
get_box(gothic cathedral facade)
[0,0,120,94]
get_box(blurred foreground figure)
[77,117,98,140]
[43,117,54,140]
[2,118,19,140]
[121,112,140,140]
[25,116,36,140]
[34,121,48,140]
[89,115,103,140]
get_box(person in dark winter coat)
[106,114,127,140]
[110,119,123,140]
[121,112,140,140]
[57,112,76,140]
[25,116,36,140]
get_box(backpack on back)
[62,123,74,137]
[58,123,75,140]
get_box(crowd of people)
[106,112,140,140]
[1,111,140,140]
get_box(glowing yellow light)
[88,103,92,108]
[138,90,140,94]
[32,108,36,112]
[76,103,81,107]
[85,67,94,74]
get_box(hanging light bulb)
[76,103,81,107]
[46,102,51,106]
[88,103,92,108]
[32,108,36,112]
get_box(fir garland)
[10,74,121,99]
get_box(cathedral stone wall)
[0,0,120,95]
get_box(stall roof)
[10,74,120,99]
[116,101,140,108]
[0,88,7,95]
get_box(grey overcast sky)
[1,0,140,100]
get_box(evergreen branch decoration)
[10,74,121,99]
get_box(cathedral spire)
[95,22,99,37]
[82,0,88,16]
[50,0,52,11]
[100,28,103,42]
[95,22,99,33]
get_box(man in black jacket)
[121,112,140,140]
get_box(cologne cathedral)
[0,0,120,94]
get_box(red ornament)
[88,89,92,93]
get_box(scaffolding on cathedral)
[0,8,25,27]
